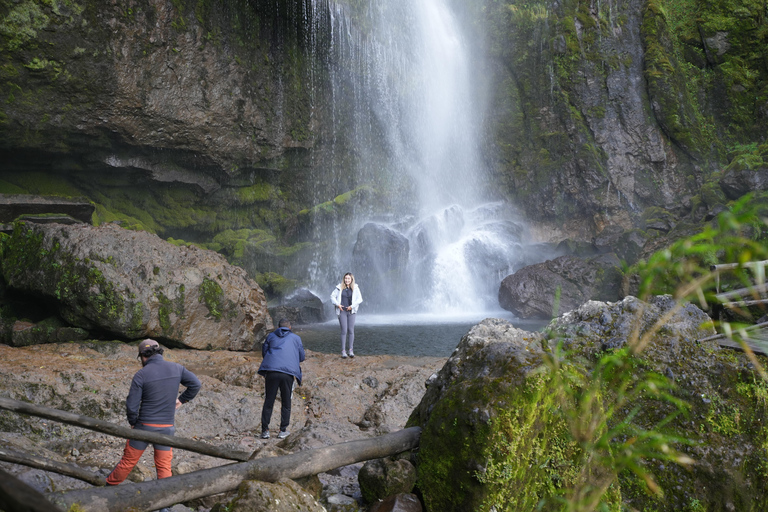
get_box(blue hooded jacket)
[258,327,305,385]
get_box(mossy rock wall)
[476,0,768,234]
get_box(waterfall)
[299,0,529,315]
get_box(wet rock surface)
[0,341,444,510]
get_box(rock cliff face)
[0,0,318,180]
[470,0,768,239]
[1,0,767,288]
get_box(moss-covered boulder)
[358,457,417,504]
[409,297,768,511]
[407,319,554,511]
[227,478,326,512]
[0,221,272,349]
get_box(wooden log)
[698,321,768,342]
[722,299,768,309]
[716,337,768,356]
[52,427,422,512]
[0,468,65,512]
[715,283,768,302]
[710,260,768,272]
[0,446,105,487]
[0,397,251,462]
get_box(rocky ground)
[0,341,446,511]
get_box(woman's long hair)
[341,272,356,290]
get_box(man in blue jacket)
[258,318,305,439]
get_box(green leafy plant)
[543,195,768,510]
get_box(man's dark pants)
[261,371,294,432]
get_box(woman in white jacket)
[330,272,363,358]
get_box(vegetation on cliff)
[481,0,768,230]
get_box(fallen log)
[0,396,251,462]
[0,446,105,487]
[0,468,65,512]
[52,426,421,512]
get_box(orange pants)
[106,424,174,485]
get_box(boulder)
[406,318,548,512]
[719,166,768,200]
[276,288,326,325]
[358,457,417,504]
[227,478,326,512]
[0,222,272,350]
[352,223,409,311]
[368,493,422,512]
[497,254,623,319]
[408,298,768,511]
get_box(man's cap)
[138,338,159,354]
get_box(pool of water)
[292,311,549,358]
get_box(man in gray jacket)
[258,318,305,439]
[106,339,201,485]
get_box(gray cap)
[138,338,159,354]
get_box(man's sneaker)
[341,351,348,358]
[260,430,270,439]
[277,430,290,439]
[349,351,355,358]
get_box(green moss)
[255,271,296,299]
[0,0,50,51]
[0,180,28,194]
[199,277,223,321]
[0,171,84,198]
[235,182,274,204]
[0,222,145,337]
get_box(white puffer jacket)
[330,283,363,315]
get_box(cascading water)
[301,0,534,316]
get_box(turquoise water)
[293,312,549,358]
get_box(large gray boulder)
[498,253,623,319]
[0,222,272,349]
[719,166,768,200]
[352,223,409,311]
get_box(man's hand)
[175,398,182,410]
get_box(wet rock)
[719,166,768,200]
[324,492,362,512]
[270,288,326,325]
[369,493,422,512]
[0,343,445,503]
[497,253,623,319]
[0,222,272,350]
[9,317,88,347]
[358,457,417,504]
[352,223,409,311]
[614,229,652,266]
[228,477,326,512]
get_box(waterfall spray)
[300,0,528,315]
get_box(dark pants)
[261,371,294,432]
